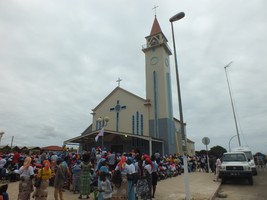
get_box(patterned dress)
[33,167,52,200]
[71,163,81,193]
[136,165,152,200]
[111,174,128,200]
[18,176,34,200]
[80,162,91,196]
[112,158,128,200]
[17,159,35,200]
[33,179,49,200]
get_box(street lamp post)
[224,62,241,146]
[0,130,4,147]
[0,130,5,145]
[228,135,237,152]
[170,12,190,200]
[97,116,110,150]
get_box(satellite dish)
[202,137,210,145]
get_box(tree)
[195,150,207,156]
[209,145,227,158]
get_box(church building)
[64,16,195,156]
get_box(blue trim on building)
[132,115,135,134]
[167,72,175,144]
[116,112,119,132]
[141,114,144,135]
[136,111,139,135]
[153,71,159,138]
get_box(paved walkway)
[5,172,220,200]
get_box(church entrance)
[111,145,123,153]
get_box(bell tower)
[142,16,177,154]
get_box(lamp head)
[104,116,110,123]
[224,61,233,69]
[170,12,185,22]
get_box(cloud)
[0,0,267,154]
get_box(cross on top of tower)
[152,5,159,16]
[116,77,122,87]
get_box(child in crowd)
[99,171,112,200]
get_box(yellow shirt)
[38,168,52,180]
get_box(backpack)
[111,170,122,187]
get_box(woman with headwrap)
[112,155,128,200]
[16,156,35,200]
[33,160,52,200]
[136,156,153,200]
[79,152,92,199]
[144,157,153,199]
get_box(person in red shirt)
[13,151,20,166]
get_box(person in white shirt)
[126,157,136,200]
[16,156,35,200]
[151,155,158,198]
[99,171,112,200]
[214,157,222,182]
[112,156,128,199]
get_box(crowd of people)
[0,147,215,200]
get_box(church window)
[136,111,139,135]
[151,38,158,46]
[141,114,144,135]
[116,112,119,132]
[148,36,159,47]
[132,115,135,134]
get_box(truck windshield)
[223,154,247,162]
[244,152,252,160]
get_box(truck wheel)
[248,176,253,185]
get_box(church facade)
[64,16,195,156]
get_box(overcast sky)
[0,0,266,154]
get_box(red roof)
[150,16,162,36]
[41,146,63,151]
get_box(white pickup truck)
[231,146,257,176]
[219,152,253,185]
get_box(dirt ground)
[5,171,219,200]
[214,168,267,200]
